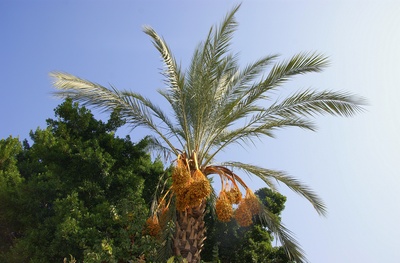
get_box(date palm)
[51,5,364,263]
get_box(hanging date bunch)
[144,197,171,237]
[206,166,262,226]
[145,214,161,237]
[171,153,212,211]
[235,188,261,227]
[145,151,263,238]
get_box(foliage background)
[0,100,164,262]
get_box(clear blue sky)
[1,1,400,262]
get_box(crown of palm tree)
[51,5,365,262]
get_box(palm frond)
[197,53,330,161]
[143,26,191,154]
[196,54,279,164]
[219,54,279,110]
[266,52,329,87]
[265,89,366,118]
[51,72,179,155]
[143,26,184,92]
[145,135,176,162]
[203,116,316,166]
[258,206,309,263]
[181,4,241,154]
[239,52,329,110]
[222,161,327,216]
[121,90,185,147]
[211,4,240,61]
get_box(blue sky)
[1,1,400,262]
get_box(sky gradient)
[1,1,399,262]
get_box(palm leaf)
[237,52,329,113]
[51,72,179,155]
[196,54,279,164]
[222,161,327,216]
[143,26,191,154]
[183,4,241,154]
[265,89,366,118]
[258,206,309,262]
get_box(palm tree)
[51,5,364,263]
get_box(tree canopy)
[0,99,164,262]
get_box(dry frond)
[145,215,161,236]
[159,206,170,227]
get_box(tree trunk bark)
[173,201,206,263]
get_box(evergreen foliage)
[0,99,164,262]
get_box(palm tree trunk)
[173,201,207,263]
